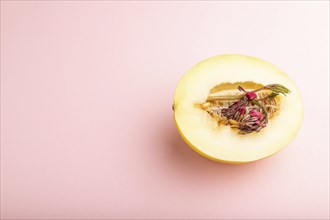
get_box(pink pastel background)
[1,1,329,219]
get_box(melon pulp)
[173,54,303,164]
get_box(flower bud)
[249,109,263,119]
[239,106,246,114]
[246,91,257,100]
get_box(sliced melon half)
[173,54,303,164]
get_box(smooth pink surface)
[1,1,329,219]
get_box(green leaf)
[267,84,291,96]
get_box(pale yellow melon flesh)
[173,54,303,164]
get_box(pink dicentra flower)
[246,91,257,100]
[249,109,263,119]
[239,106,246,114]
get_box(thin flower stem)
[206,94,244,102]
[206,84,289,102]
